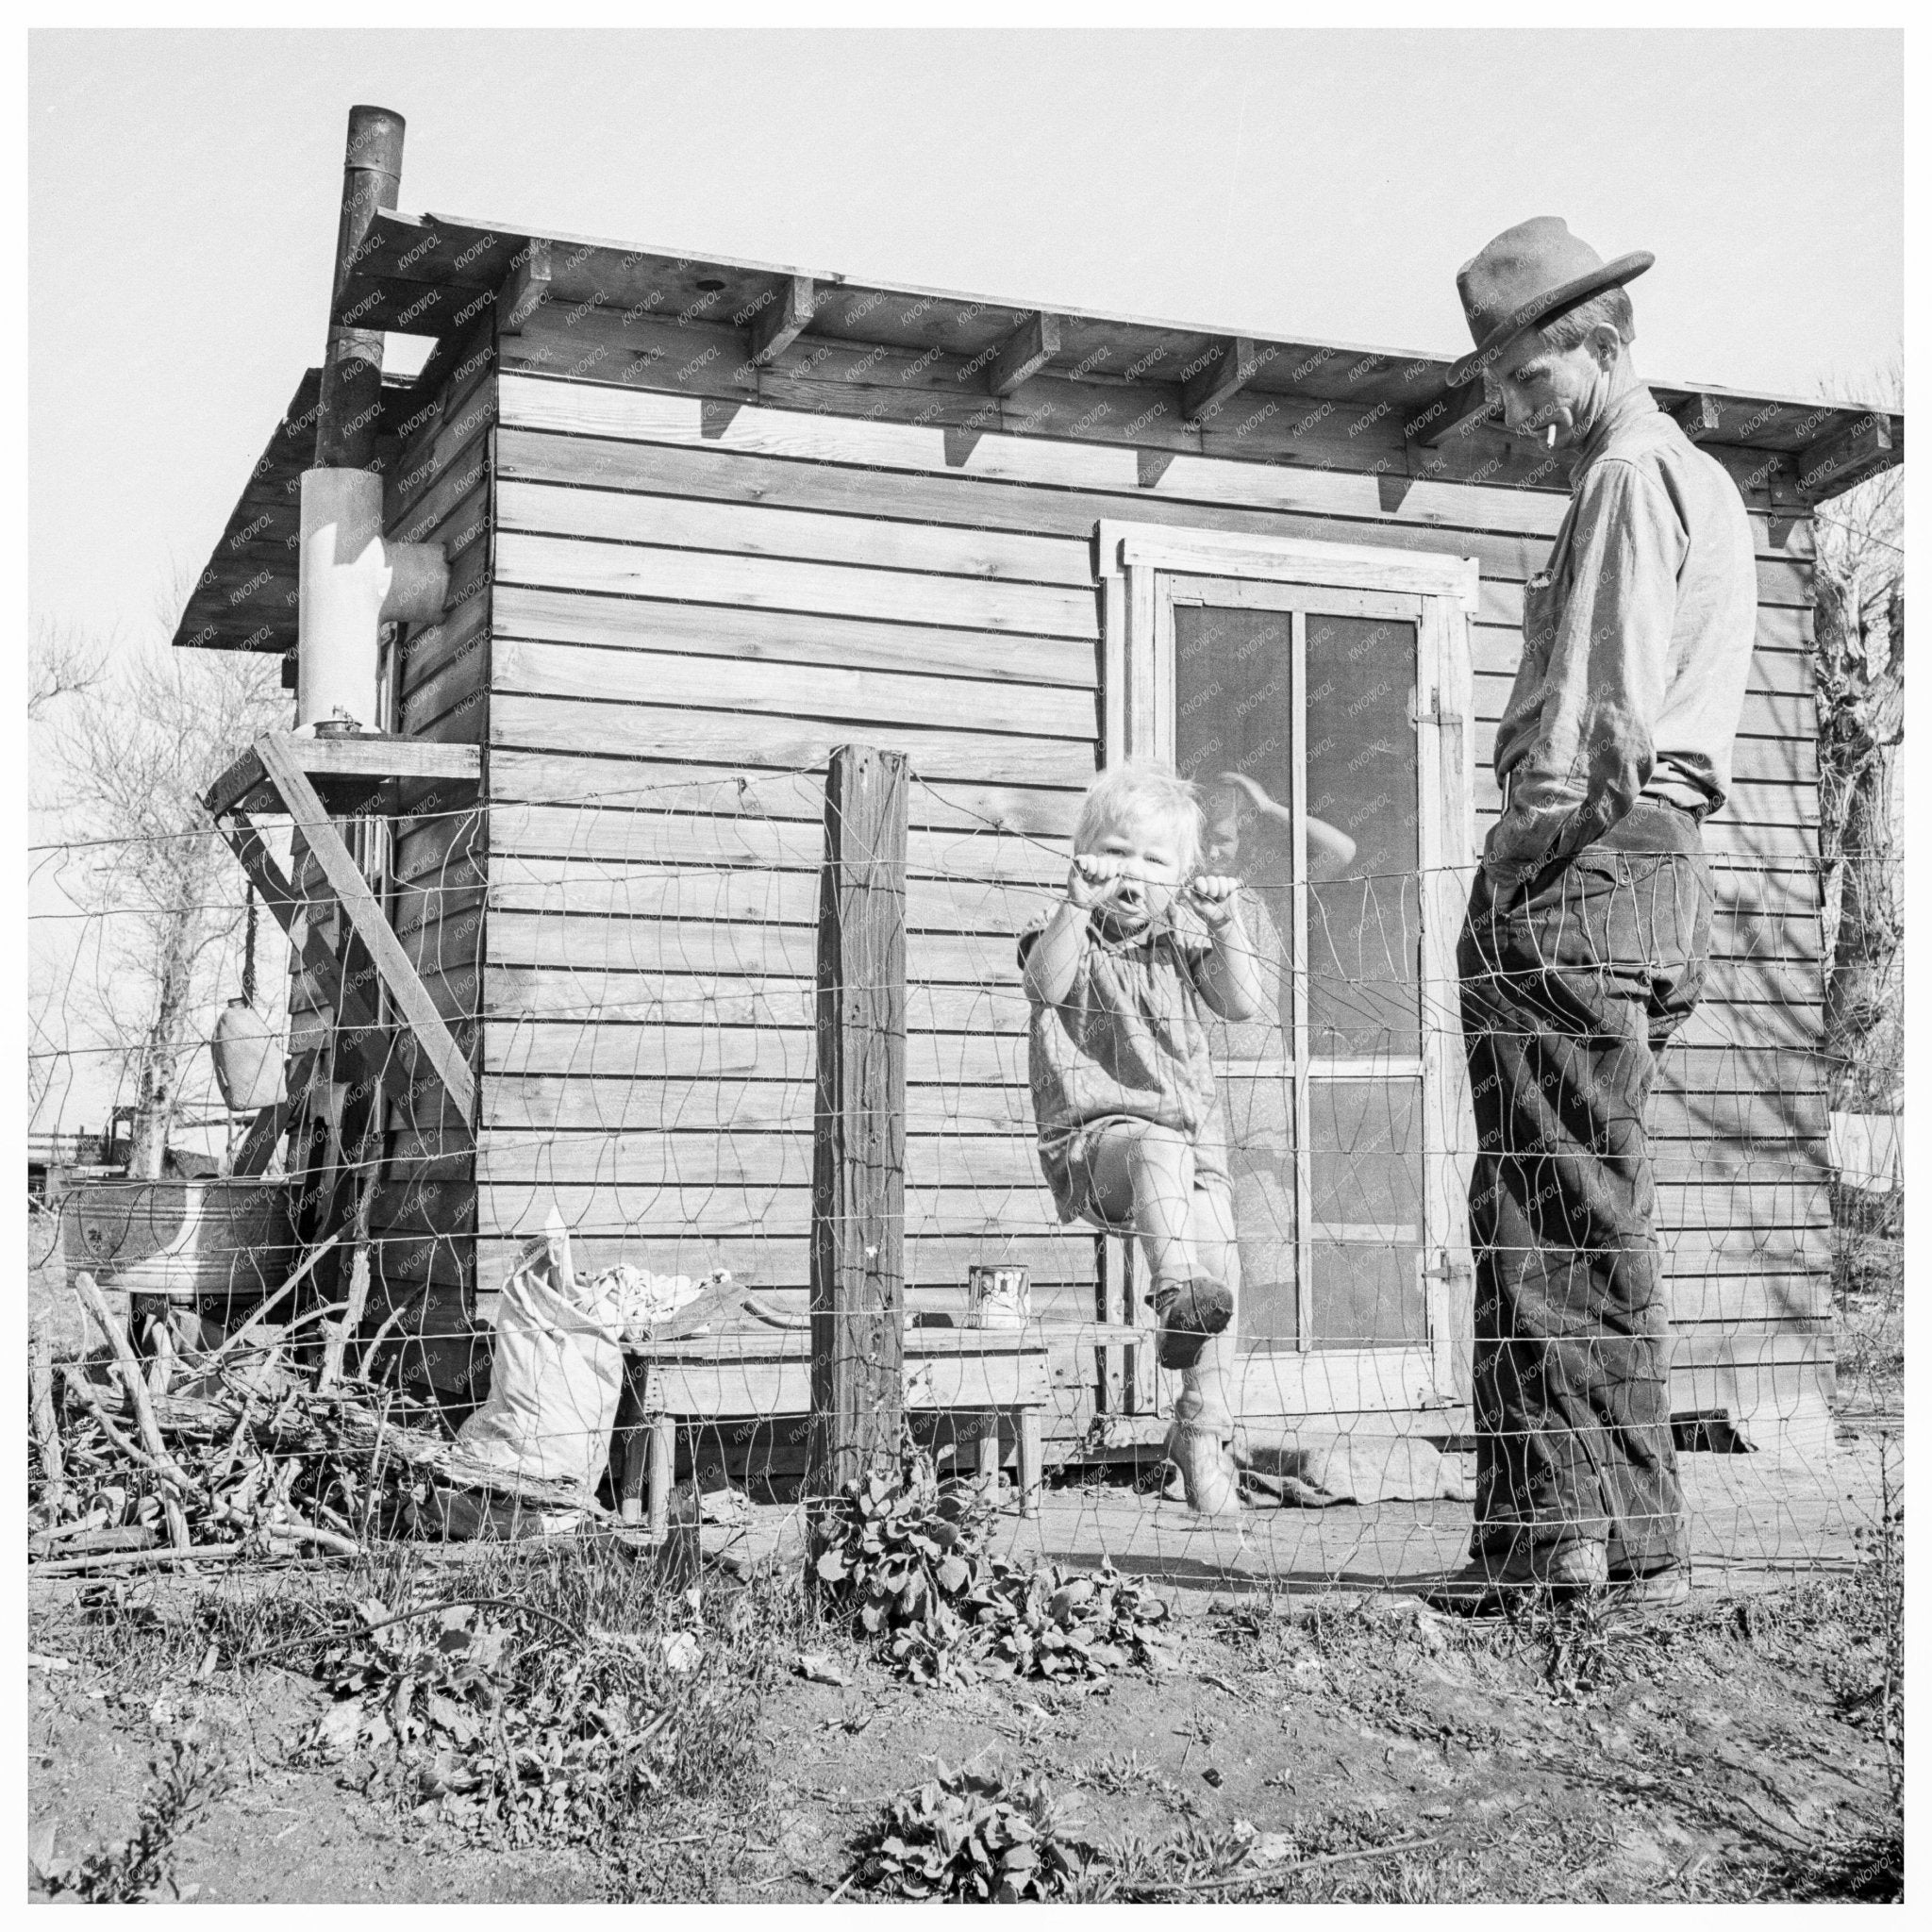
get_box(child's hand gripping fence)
[27,745,1898,1602]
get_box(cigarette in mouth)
[1546,425,1557,449]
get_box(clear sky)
[30,26,1902,647]
[17,26,1907,1141]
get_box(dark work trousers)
[1457,800,1714,1575]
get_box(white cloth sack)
[452,1215,624,1496]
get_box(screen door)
[1099,524,1477,1419]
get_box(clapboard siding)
[491,421,1817,571]
[490,691,1819,810]
[475,843,1823,924]
[352,358,1839,1424]
[482,748,1814,849]
[490,692,1096,788]
[457,1174,1833,1241]
[458,1127,1832,1208]
[475,1062,1828,1136]
[492,361,1813,552]
[450,1184,1827,1280]
[491,638,1099,741]
[489,577,1812,700]
[475,909,1816,994]
[495,531,1099,638]
[441,960,1824,1055]
[493,582,1098,688]
[478,1018,1823,1100]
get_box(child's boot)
[1149,1274,1234,1370]
[1165,1422,1241,1518]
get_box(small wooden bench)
[615,1328,1054,1537]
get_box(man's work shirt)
[1484,385,1758,886]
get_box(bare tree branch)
[1809,357,1904,1115]
[39,635,291,1172]
[28,619,111,720]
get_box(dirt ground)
[27,1507,1903,1904]
[27,1216,1903,1904]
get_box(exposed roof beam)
[1673,393,1723,441]
[1405,379,1497,448]
[748,274,816,368]
[988,312,1060,397]
[496,238,551,337]
[322,207,1904,466]
[1181,337,1267,425]
[1798,413,1896,498]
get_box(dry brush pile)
[27,1276,591,1576]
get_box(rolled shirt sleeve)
[1484,457,1689,886]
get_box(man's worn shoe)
[1604,1564,1690,1614]
[1421,1547,1539,1615]
[1149,1275,1234,1371]
[1538,1541,1608,1591]
[1166,1424,1241,1518]
[1424,1540,1604,1615]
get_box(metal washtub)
[62,1176,296,1309]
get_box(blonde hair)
[1074,762,1204,875]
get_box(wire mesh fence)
[27,752,1900,1596]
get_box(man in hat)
[1432,218,1758,1613]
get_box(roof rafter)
[987,312,1060,397]
[1405,379,1497,449]
[748,275,816,368]
[1181,336,1269,425]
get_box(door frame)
[1094,521,1481,1422]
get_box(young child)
[1018,763,1264,1516]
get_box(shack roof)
[175,207,1905,656]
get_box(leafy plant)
[855,1760,1091,1902]
[969,1561,1180,1683]
[31,1738,231,1902]
[810,1452,1181,1687]
[809,1456,992,1683]
[1073,1817,1269,1901]
[289,1542,785,1849]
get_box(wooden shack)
[175,114,1905,1470]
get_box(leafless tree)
[28,620,110,721]
[46,638,290,1175]
[28,620,113,1130]
[1809,360,1904,1115]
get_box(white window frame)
[1095,521,1481,1415]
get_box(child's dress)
[1017,908,1229,1231]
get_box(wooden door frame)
[1094,521,1481,1423]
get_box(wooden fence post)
[807,745,908,1495]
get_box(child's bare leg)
[1082,1123,1196,1284]
[1085,1124,1236,1391]
[1174,1182,1241,1437]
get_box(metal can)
[966,1264,1030,1330]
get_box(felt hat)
[1448,216,1652,388]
